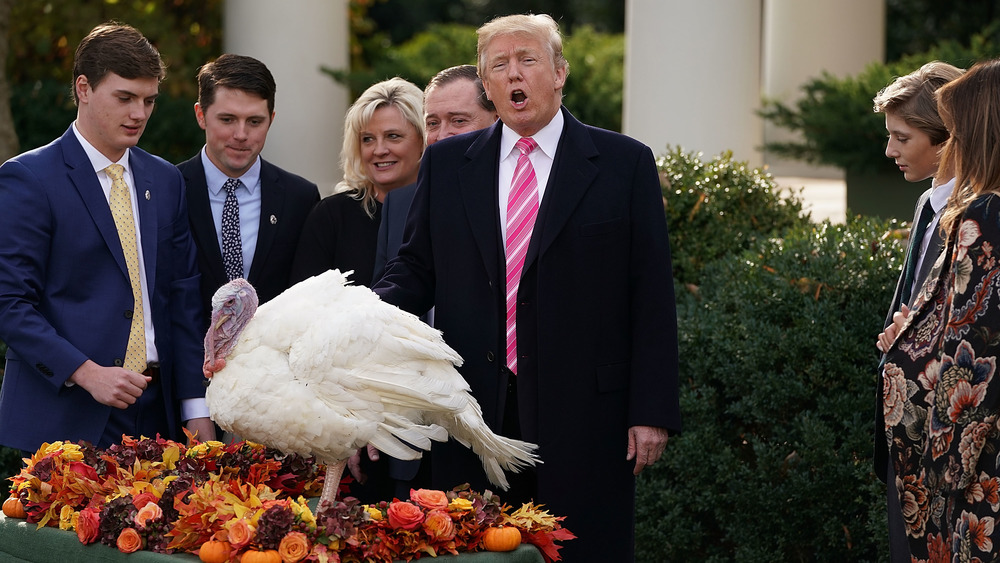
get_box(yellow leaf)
[232,503,252,520]
[162,446,180,469]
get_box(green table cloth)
[0,513,544,563]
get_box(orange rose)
[76,507,101,545]
[116,527,142,553]
[134,502,163,530]
[131,492,158,509]
[227,518,255,549]
[422,509,456,541]
[278,531,311,563]
[387,501,425,530]
[410,488,449,511]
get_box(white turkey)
[202,269,539,507]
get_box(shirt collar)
[499,108,565,161]
[930,177,956,213]
[72,121,130,173]
[201,146,262,196]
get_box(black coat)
[375,108,681,561]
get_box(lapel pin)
[270,215,277,224]
[145,190,151,200]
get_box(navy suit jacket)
[0,127,205,452]
[374,108,681,560]
[178,154,319,322]
[372,182,424,486]
[373,182,416,282]
[875,186,943,482]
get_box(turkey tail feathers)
[448,410,541,491]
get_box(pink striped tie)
[505,137,539,374]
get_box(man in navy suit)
[374,14,680,561]
[0,23,214,453]
[178,54,319,323]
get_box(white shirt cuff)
[181,398,211,422]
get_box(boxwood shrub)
[659,146,808,286]
[636,202,905,560]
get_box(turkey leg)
[319,459,347,507]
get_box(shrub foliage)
[659,147,808,286]
[636,151,905,561]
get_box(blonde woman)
[291,77,424,287]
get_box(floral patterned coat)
[884,193,1000,561]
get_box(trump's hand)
[347,443,380,483]
[627,425,669,475]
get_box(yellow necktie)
[105,164,147,373]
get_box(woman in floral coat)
[883,58,1000,561]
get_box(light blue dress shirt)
[200,148,263,278]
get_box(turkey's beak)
[213,312,231,331]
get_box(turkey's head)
[203,278,258,378]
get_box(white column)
[624,0,763,165]
[224,0,348,196]
[762,0,885,177]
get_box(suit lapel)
[130,152,158,291]
[182,157,227,282]
[62,130,130,280]
[525,108,598,267]
[913,217,944,303]
[460,124,503,285]
[249,160,283,283]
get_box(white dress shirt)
[498,110,564,242]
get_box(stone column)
[224,0,348,195]
[624,0,884,176]
[762,0,885,177]
[624,0,763,165]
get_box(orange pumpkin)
[483,525,521,552]
[2,496,26,519]
[198,539,231,563]
[240,549,281,563]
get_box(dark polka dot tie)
[222,178,243,281]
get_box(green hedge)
[659,147,808,286]
[635,152,906,560]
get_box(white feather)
[205,269,539,491]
